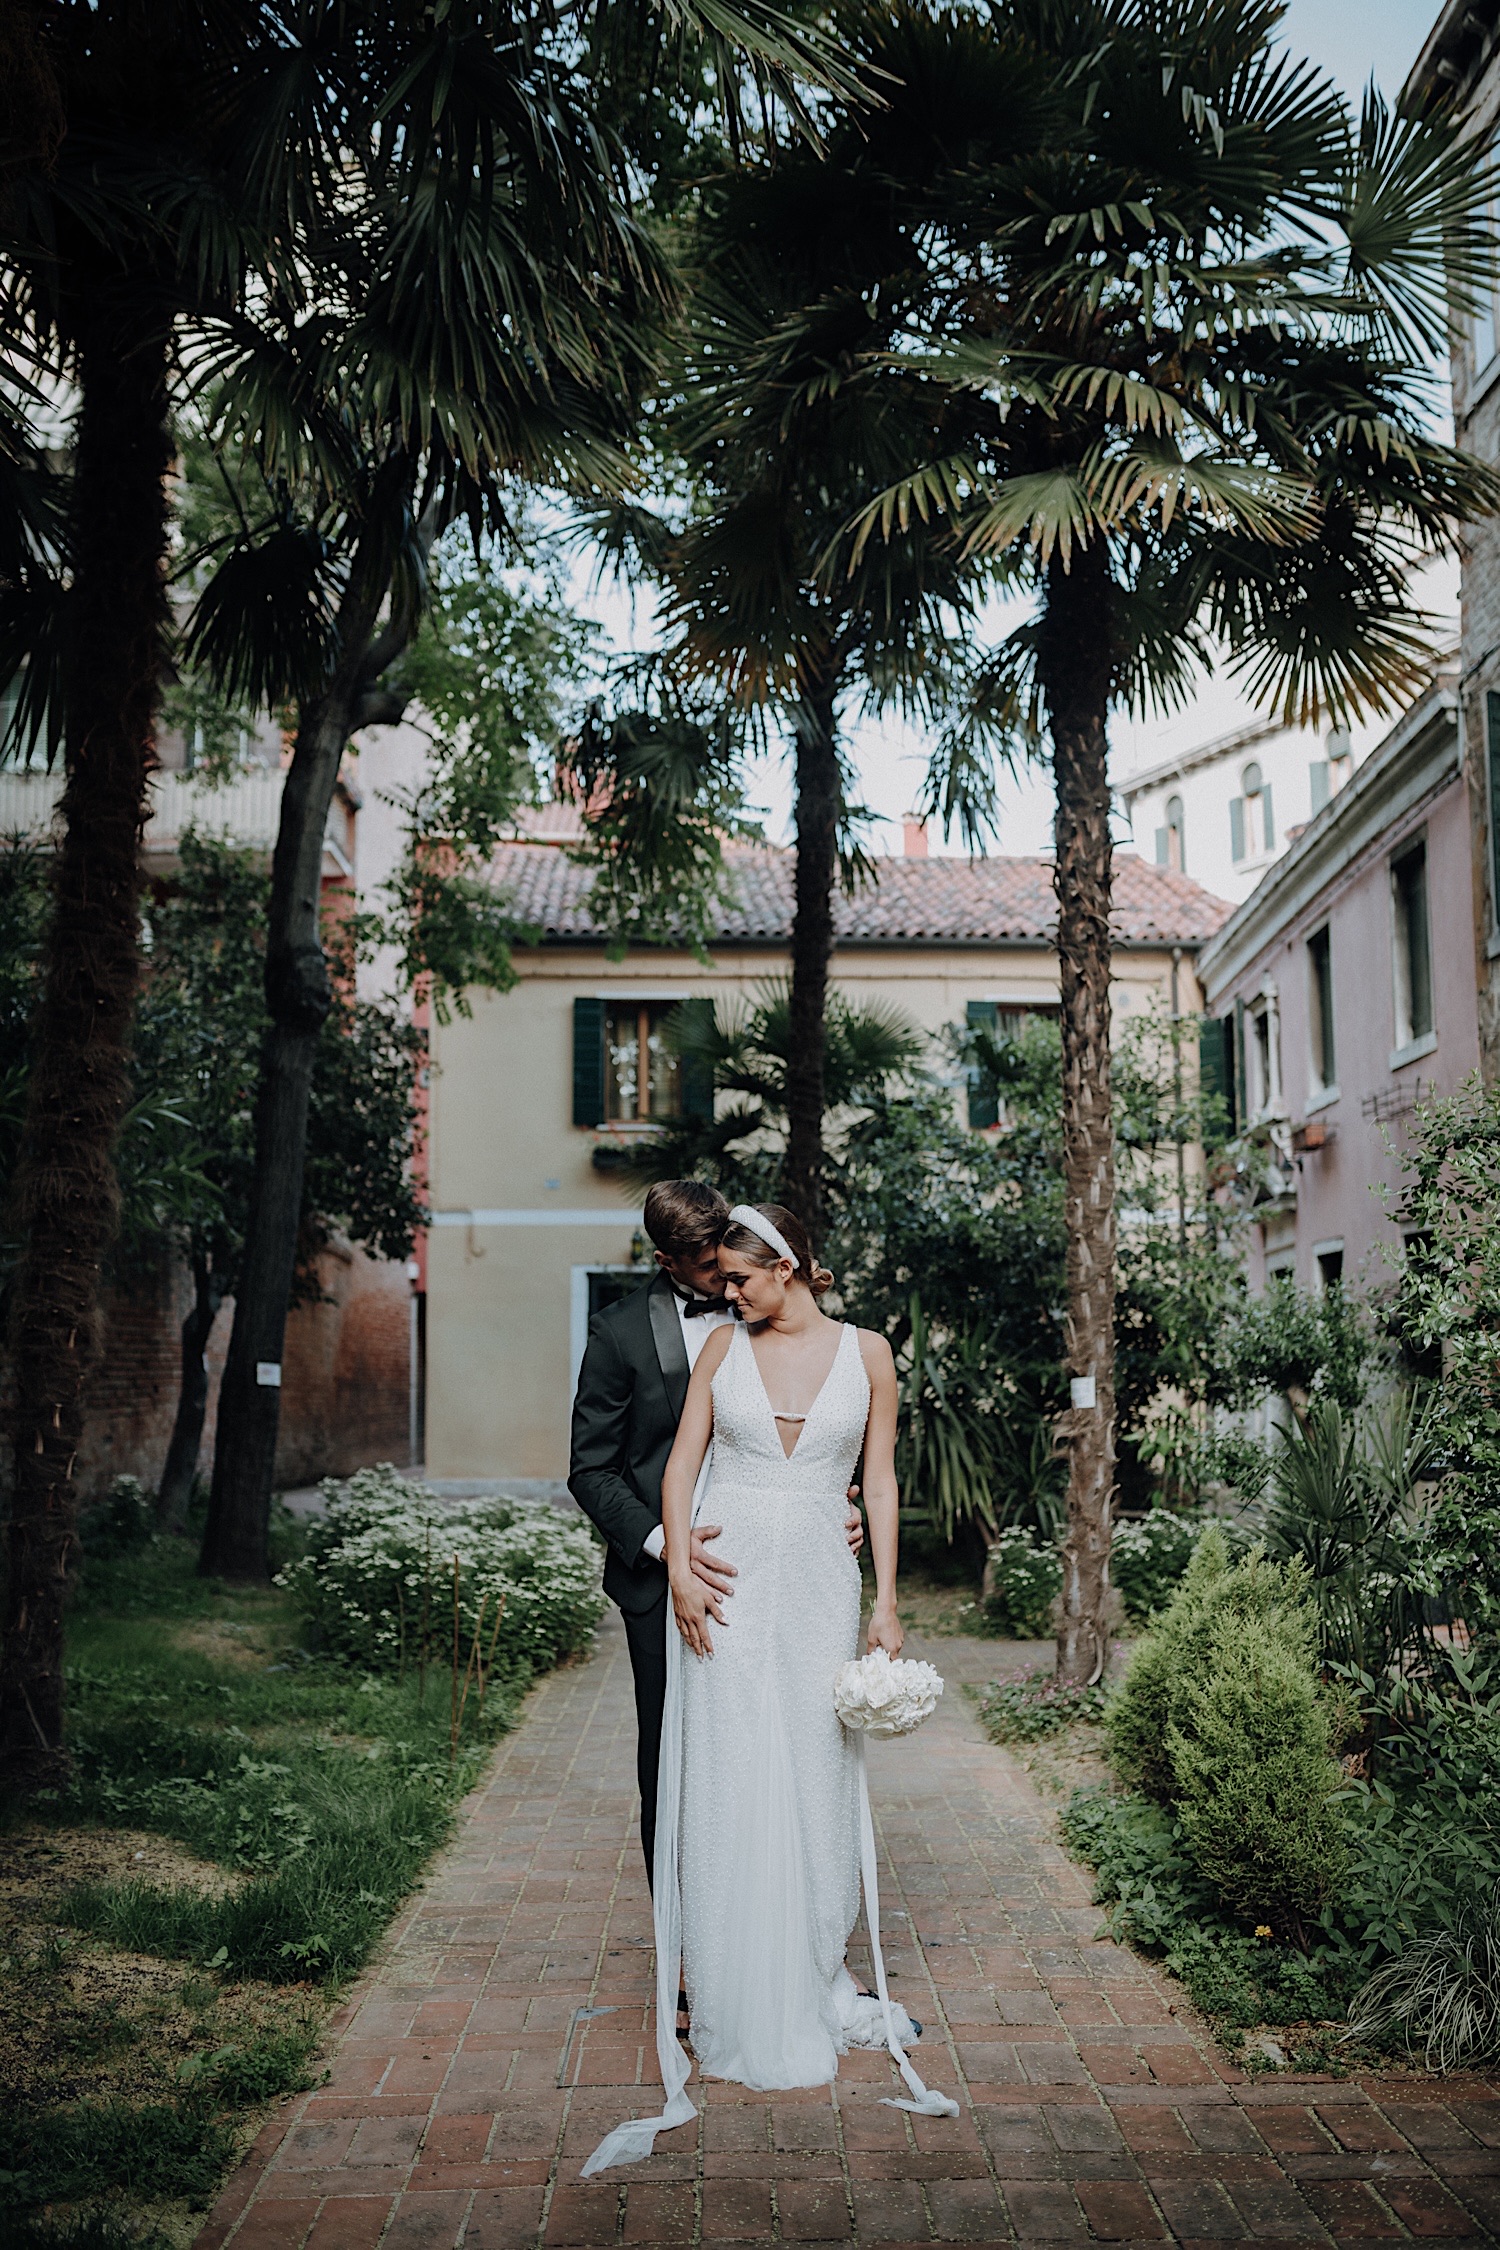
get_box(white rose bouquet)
[834,1648,944,1738]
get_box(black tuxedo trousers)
[568,1271,694,1882]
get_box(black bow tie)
[681,1296,728,1319]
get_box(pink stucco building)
[1196,665,1479,1296]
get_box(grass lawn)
[1,1523,532,2250]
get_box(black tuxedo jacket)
[568,1269,697,1615]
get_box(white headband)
[727,1204,799,1270]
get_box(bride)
[583,1201,953,2176]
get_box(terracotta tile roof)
[496,842,1232,949]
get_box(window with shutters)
[965,1000,1054,1129]
[1230,761,1274,862]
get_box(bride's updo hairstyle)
[719,1203,836,1299]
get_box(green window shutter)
[1198,1015,1232,1146]
[1310,761,1330,815]
[1487,693,1500,928]
[1229,797,1246,862]
[677,997,716,1121]
[966,999,1000,1129]
[1262,781,1275,851]
[1232,998,1246,1133]
[1154,827,1169,865]
[572,997,606,1127]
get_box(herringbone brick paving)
[197,1617,1500,2248]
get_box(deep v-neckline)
[743,1321,848,1461]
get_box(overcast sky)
[570,0,1459,859]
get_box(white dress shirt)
[641,1293,734,1562]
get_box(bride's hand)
[672,1573,716,1659]
[867,1603,903,1658]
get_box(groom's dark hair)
[643,1179,729,1258]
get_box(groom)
[569,1179,862,1879]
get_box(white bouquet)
[834,1648,944,1738]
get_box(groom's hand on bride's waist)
[690,1524,736,1624]
[845,1493,865,1558]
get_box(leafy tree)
[137,837,424,1526]
[1,834,425,1528]
[856,0,1500,1681]
[373,532,602,1019]
[1392,1078,1500,1639]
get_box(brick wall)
[1,1241,415,1508]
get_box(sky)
[568,0,1458,860]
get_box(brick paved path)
[202,1619,1500,2249]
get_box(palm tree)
[0,3,862,1774]
[596,57,1021,1233]
[0,0,292,1788]
[855,0,1500,1682]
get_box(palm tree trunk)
[782,645,842,1239]
[156,1251,227,1529]
[196,688,359,1581]
[1038,543,1117,1688]
[0,300,173,1789]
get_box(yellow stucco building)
[423,831,1230,1483]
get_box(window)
[1316,1243,1345,1293]
[1487,693,1500,933]
[1155,794,1185,872]
[1229,761,1274,862]
[965,1000,1050,1129]
[1307,925,1336,1093]
[605,1002,682,1121]
[1391,839,1434,1051]
[1309,760,1330,815]
[572,996,713,1127]
[1247,984,1282,1118]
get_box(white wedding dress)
[583,1320,955,2176]
[681,1318,900,2083]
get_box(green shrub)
[79,1476,155,1559]
[1110,1508,1202,1622]
[1105,1530,1313,1801]
[278,1464,605,1675]
[975,1666,1106,1743]
[1168,1614,1348,1935]
[1061,1787,1350,2030]
[981,1525,1061,1636]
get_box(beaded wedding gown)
[681,1318,895,2086]
[582,1319,953,2178]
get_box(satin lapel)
[647,1274,690,1421]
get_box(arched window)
[1163,793,1185,871]
[1230,760,1274,861]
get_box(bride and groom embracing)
[569,1180,954,2173]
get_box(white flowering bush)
[279,1465,605,1678]
[981,1525,1062,1637]
[981,1511,1205,1637]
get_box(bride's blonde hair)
[718,1203,835,1299]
